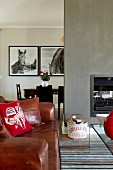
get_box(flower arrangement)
[40,71,50,81]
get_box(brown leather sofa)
[0,96,60,170]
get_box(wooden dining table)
[23,88,59,99]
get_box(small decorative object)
[72,115,78,123]
[41,81,48,87]
[104,110,113,139]
[62,113,88,139]
[40,71,50,87]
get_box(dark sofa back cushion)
[0,96,5,103]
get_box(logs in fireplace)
[90,75,113,116]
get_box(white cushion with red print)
[0,100,32,137]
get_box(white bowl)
[96,114,109,125]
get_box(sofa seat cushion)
[0,137,48,170]
[0,100,33,137]
[18,122,59,138]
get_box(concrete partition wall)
[65,0,113,123]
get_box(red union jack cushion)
[0,100,33,137]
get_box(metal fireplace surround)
[90,75,113,117]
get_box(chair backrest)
[36,85,53,103]
[16,84,22,100]
[58,86,64,103]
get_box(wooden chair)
[58,86,64,120]
[36,85,53,103]
[16,84,25,100]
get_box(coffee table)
[91,124,113,155]
[59,123,113,169]
[59,121,90,154]
[59,122,113,154]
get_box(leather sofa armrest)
[0,137,48,170]
[39,102,56,122]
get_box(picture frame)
[40,46,64,75]
[9,46,39,76]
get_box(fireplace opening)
[90,75,113,117]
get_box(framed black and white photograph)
[9,46,39,76]
[40,46,64,75]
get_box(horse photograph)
[41,46,64,75]
[9,46,38,75]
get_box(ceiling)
[0,0,64,28]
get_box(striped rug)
[60,135,113,169]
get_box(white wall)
[0,28,64,105]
